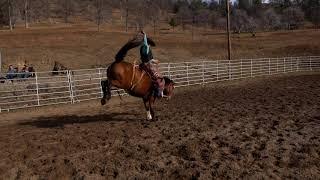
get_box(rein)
[130,61,146,91]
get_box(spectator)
[21,65,31,78]
[6,65,16,79]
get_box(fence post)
[284,58,286,73]
[0,51,2,75]
[35,72,40,106]
[187,63,189,86]
[309,56,312,71]
[67,70,74,104]
[240,59,243,78]
[290,57,293,72]
[216,60,219,81]
[228,59,231,80]
[202,61,205,84]
[98,68,103,97]
[168,63,171,79]
[296,57,299,71]
[268,58,271,75]
[276,58,279,73]
[250,59,253,77]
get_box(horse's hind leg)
[101,79,111,105]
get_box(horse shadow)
[19,112,140,128]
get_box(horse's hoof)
[101,99,106,105]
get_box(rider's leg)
[156,78,164,97]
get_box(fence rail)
[0,56,319,112]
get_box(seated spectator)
[14,67,19,78]
[21,65,31,78]
[6,65,16,79]
[28,65,36,77]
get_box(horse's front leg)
[101,79,111,105]
[143,98,153,120]
[149,96,156,120]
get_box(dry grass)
[0,24,319,71]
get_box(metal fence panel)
[0,56,319,112]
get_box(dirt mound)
[0,73,319,179]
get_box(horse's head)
[163,77,175,100]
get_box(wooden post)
[226,0,231,60]
[309,56,312,71]
[98,68,103,97]
[202,61,205,84]
[0,51,2,75]
[241,59,243,78]
[250,59,253,77]
[187,63,189,86]
[216,60,219,81]
[35,72,40,106]
[168,63,171,79]
[226,0,232,81]
[268,58,271,74]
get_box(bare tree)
[262,8,281,30]
[58,0,76,23]
[88,0,111,31]
[119,0,129,32]
[195,9,210,28]
[232,9,249,33]
[231,8,258,34]
[282,7,304,29]
[145,1,161,35]
[8,0,12,31]
[177,5,192,31]
[209,11,219,29]
[24,0,28,28]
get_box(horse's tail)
[101,79,111,105]
[114,35,156,63]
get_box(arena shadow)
[18,112,140,128]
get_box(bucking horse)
[100,36,175,120]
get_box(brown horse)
[100,37,175,120]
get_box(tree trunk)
[119,0,123,21]
[64,0,69,23]
[153,19,156,35]
[46,0,51,22]
[125,0,128,32]
[8,0,13,31]
[191,24,194,40]
[24,0,29,29]
[192,16,195,40]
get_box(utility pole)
[226,0,232,60]
[0,51,2,75]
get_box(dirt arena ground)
[0,72,319,179]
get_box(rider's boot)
[158,88,163,97]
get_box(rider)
[139,31,164,97]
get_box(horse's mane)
[115,35,156,63]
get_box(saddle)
[129,63,163,96]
